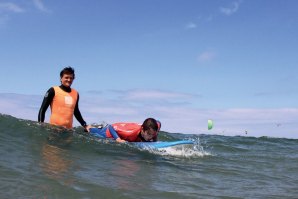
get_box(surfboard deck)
[89,131,194,149]
[131,140,194,149]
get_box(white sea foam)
[143,138,212,158]
[153,144,211,157]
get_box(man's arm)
[38,87,55,122]
[74,94,87,127]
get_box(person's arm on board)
[86,125,126,143]
[108,125,126,143]
[38,87,55,123]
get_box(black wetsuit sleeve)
[38,87,55,122]
[74,94,87,127]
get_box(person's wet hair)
[60,67,75,79]
[142,118,158,132]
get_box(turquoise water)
[0,113,297,198]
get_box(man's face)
[61,73,74,87]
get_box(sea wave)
[1,113,298,198]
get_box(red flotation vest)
[106,123,142,142]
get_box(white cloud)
[87,107,138,115]
[185,22,197,29]
[121,89,195,101]
[220,0,241,16]
[0,2,25,13]
[32,0,51,13]
[1,92,298,139]
[198,51,216,62]
[0,1,50,26]
[0,0,50,25]
[86,88,194,100]
[0,93,42,120]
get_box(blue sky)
[0,0,298,138]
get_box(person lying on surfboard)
[86,118,161,143]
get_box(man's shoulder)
[44,87,55,97]
[70,87,77,92]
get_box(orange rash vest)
[50,86,78,129]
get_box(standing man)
[38,67,88,130]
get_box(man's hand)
[84,125,93,132]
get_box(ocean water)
[0,113,298,199]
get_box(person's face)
[141,128,157,142]
[60,73,74,88]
